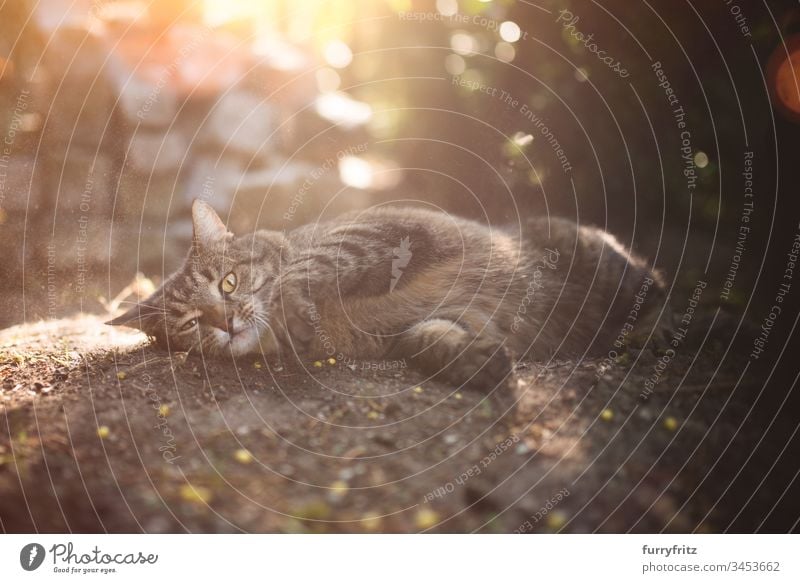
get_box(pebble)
[546,510,568,530]
[414,508,440,530]
[338,468,356,481]
[443,434,459,445]
[96,426,110,439]
[637,407,654,421]
[179,484,213,504]
[234,449,253,464]
[361,512,382,531]
[328,480,349,501]
[663,416,679,431]
[293,500,330,520]
[600,408,614,422]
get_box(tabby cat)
[109,200,663,389]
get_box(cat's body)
[110,201,663,389]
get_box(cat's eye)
[220,272,237,295]
[180,318,198,333]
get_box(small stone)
[254,361,262,369]
[234,449,253,464]
[638,407,654,421]
[179,484,213,504]
[454,392,463,400]
[328,480,349,501]
[361,512,382,531]
[313,361,324,368]
[367,410,380,420]
[326,357,336,365]
[116,371,127,380]
[294,500,330,520]
[158,405,170,417]
[338,468,355,481]
[413,386,423,394]
[96,426,110,439]
[515,443,530,455]
[663,416,679,431]
[443,434,458,445]
[600,408,614,422]
[414,508,439,530]
[546,510,567,530]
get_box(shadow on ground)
[0,314,781,533]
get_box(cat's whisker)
[136,312,168,321]
[251,313,275,337]
[115,301,169,313]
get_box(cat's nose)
[204,308,235,334]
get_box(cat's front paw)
[439,338,514,391]
[269,281,316,352]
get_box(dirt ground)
[0,312,795,533]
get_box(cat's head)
[108,200,286,357]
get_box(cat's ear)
[192,200,232,247]
[105,297,164,332]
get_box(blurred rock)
[31,0,94,33]
[126,129,189,175]
[315,92,372,130]
[181,154,243,210]
[203,92,277,157]
[110,54,180,128]
[40,28,116,148]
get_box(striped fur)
[108,201,664,389]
